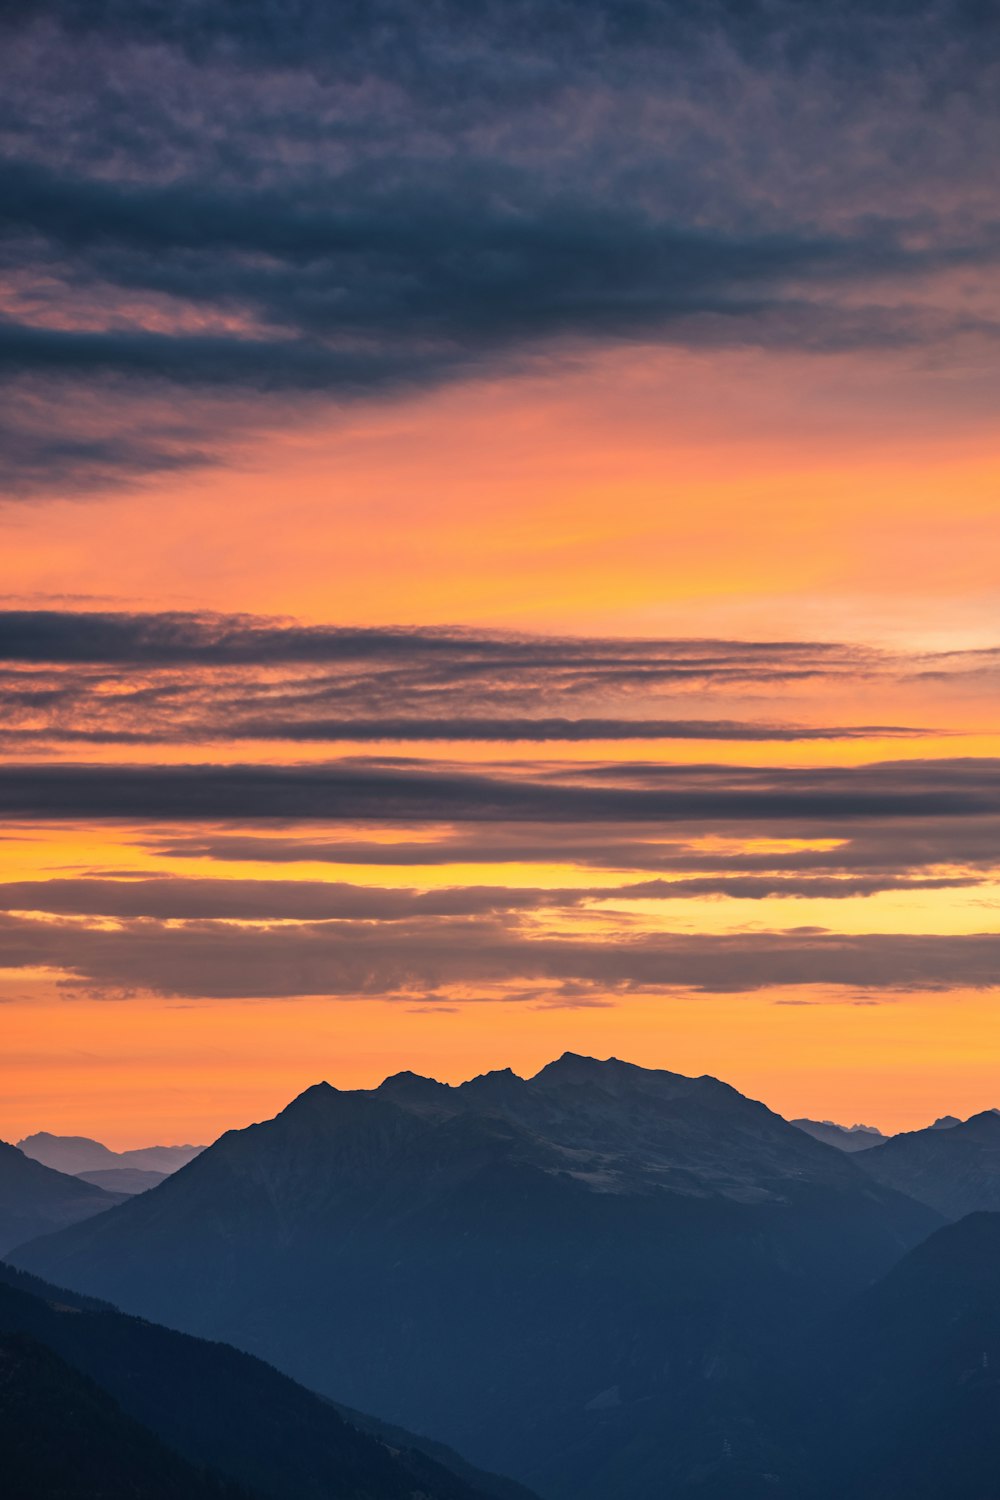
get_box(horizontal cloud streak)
[2,909,998,999]
[0,612,868,671]
[0,758,998,823]
[0,717,926,746]
[0,871,978,921]
[0,610,991,750]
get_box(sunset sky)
[1,0,999,1147]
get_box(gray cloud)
[0,756,998,823]
[1,0,997,493]
[0,716,925,746]
[148,818,1000,889]
[0,610,979,748]
[1,907,997,999]
[0,611,870,670]
[0,870,977,922]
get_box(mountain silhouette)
[856,1109,1000,1217]
[10,1054,941,1500]
[0,1139,124,1255]
[0,1260,536,1500]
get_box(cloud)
[0,716,926,747]
[0,611,870,670]
[0,756,998,823]
[0,870,978,922]
[0,609,982,749]
[1,907,998,999]
[1,0,997,492]
[144,820,1000,911]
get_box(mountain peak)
[376,1071,453,1112]
[957,1109,1000,1137]
[279,1080,338,1115]
[458,1067,529,1107]
[532,1051,631,1082]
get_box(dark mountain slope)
[0,1330,247,1500]
[801,1211,1000,1499]
[0,1138,123,1254]
[0,1261,534,1500]
[10,1055,941,1500]
[855,1109,1000,1217]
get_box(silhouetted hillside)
[0,1329,248,1500]
[0,1261,535,1500]
[801,1211,1000,1498]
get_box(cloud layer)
[2,0,998,493]
[2,609,996,747]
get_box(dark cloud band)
[1,908,997,999]
[0,758,996,822]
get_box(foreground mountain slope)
[11,1055,941,1500]
[0,1261,534,1500]
[801,1211,1000,1498]
[855,1110,1000,1217]
[0,1331,246,1500]
[0,1139,123,1255]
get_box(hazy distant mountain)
[76,1167,168,1195]
[0,1330,246,1500]
[0,1141,123,1256]
[11,1054,940,1500]
[790,1118,888,1152]
[17,1132,204,1177]
[929,1114,961,1128]
[0,1261,534,1500]
[855,1110,1000,1218]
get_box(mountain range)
[9,1053,943,1499]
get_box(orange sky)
[3,3,999,1149]
[2,339,999,1146]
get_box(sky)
[1,0,999,1147]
